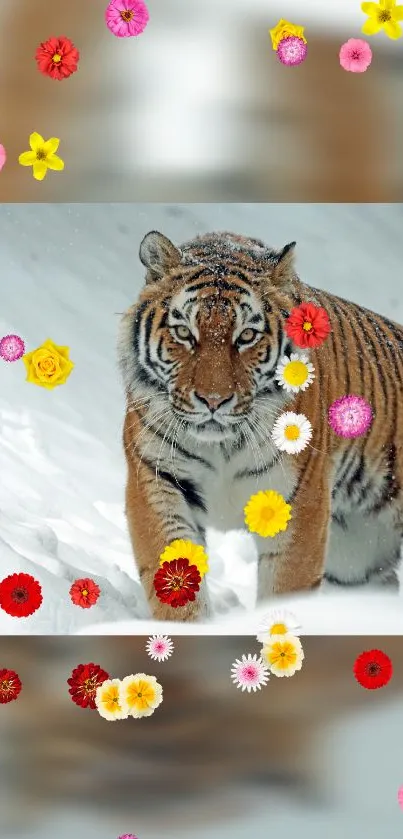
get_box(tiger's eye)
[175,325,192,340]
[239,328,256,344]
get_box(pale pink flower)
[146,635,174,662]
[328,394,373,438]
[0,144,6,172]
[339,39,372,73]
[105,0,149,38]
[231,653,270,693]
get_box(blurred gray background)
[0,0,402,202]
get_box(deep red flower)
[153,557,201,608]
[285,302,331,349]
[69,577,101,609]
[35,36,80,80]
[67,663,110,709]
[0,669,22,704]
[353,649,393,690]
[0,573,43,618]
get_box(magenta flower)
[277,36,307,66]
[0,334,25,362]
[328,395,373,439]
[0,144,6,172]
[339,39,372,73]
[105,0,149,38]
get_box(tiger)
[118,229,403,622]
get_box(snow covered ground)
[1,202,403,635]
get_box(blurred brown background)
[0,0,402,202]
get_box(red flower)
[353,649,393,690]
[0,669,22,704]
[67,663,110,709]
[285,302,331,349]
[70,577,101,609]
[35,36,79,80]
[153,558,201,608]
[0,573,43,618]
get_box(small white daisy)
[271,411,313,454]
[146,635,174,662]
[257,608,302,644]
[275,352,315,393]
[230,653,270,693]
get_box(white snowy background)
[1,202,403,635]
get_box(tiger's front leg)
[125,456,211,623]
[257,475,331,600]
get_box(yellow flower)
[159,539,209,577]
[22,339,74,389]
[244,490,292,538]
[261,634,304,677]
[120,673,163,719]
[18,132,64,181]
[361,0,403,38]
[95,679,129,721]
[269,19,307,51]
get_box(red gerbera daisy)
[69,577,101,609]
[35,36,80,80]
[285,302,331,349]
[153,557,201,608]
[353,649,393,690]
[67,662,110,709]
[0,573,43,618]
[0,669,22,704]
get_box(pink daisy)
[231,653,270,693]
[0,334,25,362]
[339,39,372,73]
[105,0,149,38]
[398,785,403,810]
[146,634,174,662]
[328,394,373,439]
[0,144,6,172]
[277,36,307,67]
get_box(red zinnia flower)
[67,662,110,709]
[353,649,393,690]
[0,669,22,704]
[153,557,201,608]
[0,573,43,618]
[69,577,101,609]
[35,36,80,81]
[285,302,331,349]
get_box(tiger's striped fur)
[118,230,403,622]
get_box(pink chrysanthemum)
[0,144,6,172]
[277,36,307,66]
[0,334,25,362]
[231,653,270,693]
[105,0,149,38]
[146,634,174,662]
[339,39,372,73]
[328,394,373,439]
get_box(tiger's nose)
[195,392,232,411]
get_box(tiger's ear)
[271,241,296,288]
[139,231,182,283]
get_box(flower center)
[284,360,308,387]
[137,692,143,698]
[11,586,29,604]
[280,651,286,657]
[302,320,313,332]
[366,662,381,676]
[83,676,98,695]
[36,149,47,161]
[261,506,275,523]
[171,574,184,590]
[351,50,361,60]
[120,9,134,21]
[52,53,62,63]
[0,680,10,691]
[244,667,256,679]
[378,10,391,21]
[271,622,287,635]
[81,589,88,597]
[284,424,300,441]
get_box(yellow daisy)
[120,673,163,719]
[244,490,292,538]
[159,539,209,577]
[95,678,129,721]
[269,19,307,51]
[361,0,403,38]
[18,132,64,181]
[261,634,304,677]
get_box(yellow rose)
[22,339,74,389]
[269,19,307,51]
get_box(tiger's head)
[118,230,301,444]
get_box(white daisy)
[257,608,302,644]
[271,411,313,454]
[230,653,270,692]
[146,635,174,662]
[275,352,315,393]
